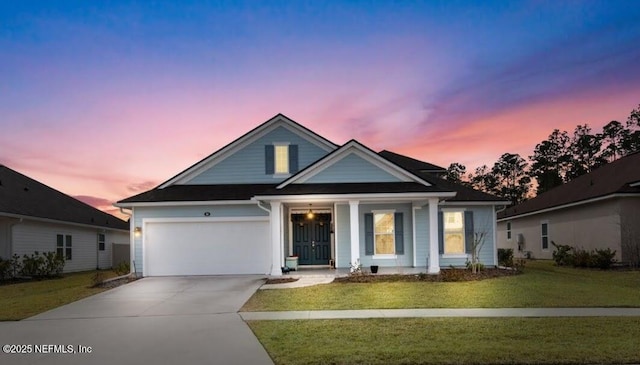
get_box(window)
[541,222,549,250]
[374,213,395,255]
[274,144,289,174]
[98,233,105,251]
[56,234,72,260]
[444,211,465,254]
[507,222,512,240]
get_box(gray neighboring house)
[0,165,130,272]
[497,152,640,263]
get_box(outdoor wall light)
[306,204,314,219]
[134,227,142,237]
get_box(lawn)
[248,317,640,365]
[0,270,118,321]
[242,260,640,311]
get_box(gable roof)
[158,113,338,188]
[379,150,446,173]
[498,151,640,220]
[117,184,275,204]
[277,140,432,188]
[0,165,128,230]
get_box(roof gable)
[278,140,432,188]
[0,165,128,230]
[159,114,338,188]
[499,151,640,219]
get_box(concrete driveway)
[0,276,273,365]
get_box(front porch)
[281,265,428,278]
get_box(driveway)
[0,276,273,365]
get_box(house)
[497,151,640,264]
[116,114,508,276]
[0,165,130,272]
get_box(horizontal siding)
[186,126,329,184]
[335,204,351,268]
[10,221,123,272]
[132,204,268,275]
[358,203,413,267]
[0,219,10,259]
[305,153,401,183]
[439,205,496,267]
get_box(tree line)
[445,104,640,205]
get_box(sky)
[1,0,640,219]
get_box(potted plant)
[370,265,379,274]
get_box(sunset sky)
[1,1,640,218]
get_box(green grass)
[242,261,640,311]
[248,317,640,365]
[0,270,117,321]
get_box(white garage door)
[144,218,270,276]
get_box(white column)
[349,200,360,265]
[412,205,420,267]
[270,201,283,276]
[428,198,440,274]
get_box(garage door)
[144,218,270,276]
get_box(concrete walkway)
[240,307,640,320]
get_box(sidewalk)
[240,307,640,320]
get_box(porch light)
[306,204,314,219]
[134,227,142,237]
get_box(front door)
[292,213,331,265]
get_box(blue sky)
[1,1,639,216]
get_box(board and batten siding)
[414,206,430,270]
[131,204,268,275]
[304,154,402,183]
[358,203,413,267]
[439,205,496,267]
[334,204,351,268]
[10,221,121,272]
[185,126,330,184]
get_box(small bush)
[91,271,106,287]
[498,248,514,267]
[593,248,616,270]
[552,241,573,266]
[21,252,46,277]
[572,248,594,268]
[114,261,130,276]
[17,251,65,278]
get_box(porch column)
[349,200,360,265]
[428,198,440,274]
[270,201,283,276]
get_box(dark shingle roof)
[379,150,446,173]
[0,165,128,230]
[498,151,640,219]
[118,184,276,203]
[256,182,449,196]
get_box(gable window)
[541,222,549,250]
[56,234,72,260]
[507,222,512,240]
[98,233,105,251]
[444,211,465,254]
[374,212,395,255]
[265,144,298,175]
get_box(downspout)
[118,207,134,275]
[256,200,271,214]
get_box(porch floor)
[284,266,428,278]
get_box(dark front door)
[292,213,331,265]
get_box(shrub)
[19,251,65,278]
[42,251,65,277]
[91,271,106,287]
[552,241,574,266]
[0,258,11,280]
[572,248,594,268]
[114,261,131,276]
[593,248,616,270]
[498,248,514,267]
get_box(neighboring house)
[116,114,508,277]
[0,165,130,272]
[497,152,640,263]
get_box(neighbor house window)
[444,211,465,254]
[374,212,395,255]
[57,234,72,260]
[541,222,549,250]
[98,233,105,251]
[274,144,289,174]
[507,222,512,240]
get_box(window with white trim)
[444,211,465,254]
[274,144,289,174]
[541,222,549,250]
[56,234,72,260]
[98,233,105,251]
[374,212,395,255]
[507,222,512,240]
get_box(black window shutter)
[394,212,404,254]
[289,145,299,173]
[265,145,274,174]
[438,211,444,254]
[464,211,474,253]
[364,213,374,255]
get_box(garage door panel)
[145,220,270,276]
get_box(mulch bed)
[94,276,139,289]
[265,278,299,284]
[334,268,522,283]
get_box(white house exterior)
[0,166,130,272]
[116,114,508,277]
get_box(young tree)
[529,129,571,194]
[491,153,531,205]
[445,162,467,184]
